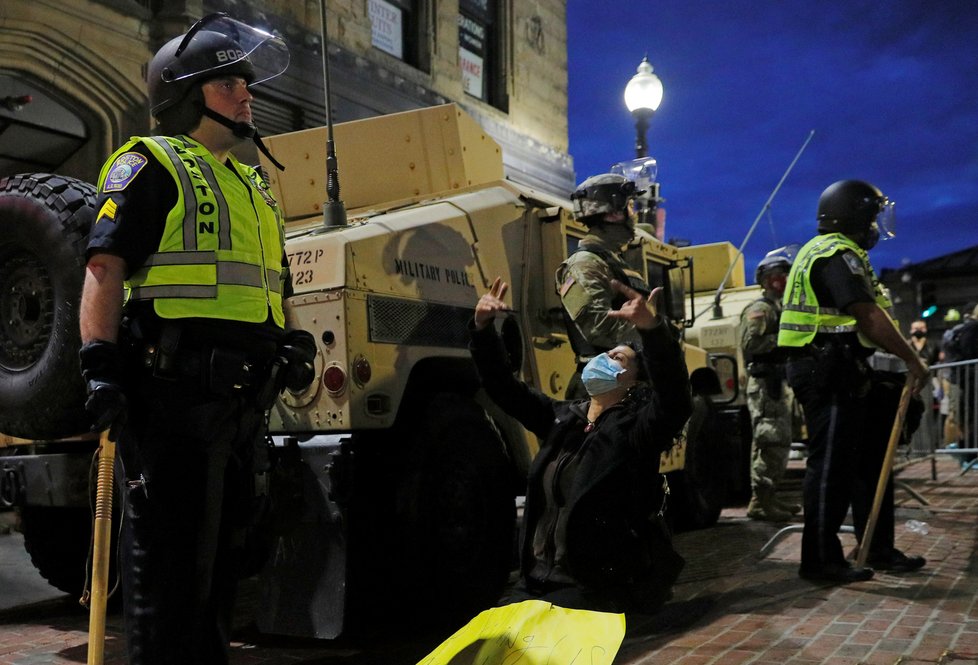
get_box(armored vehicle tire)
[671,394,727,531]
[20,505,93,597]
[0,174,95,439]
[395,393,516,621]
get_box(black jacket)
[469,320,691,608]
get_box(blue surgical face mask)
[582,353,625,396]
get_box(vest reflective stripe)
[189,147,233,250]
[145,137,200,250]
[778,233,893,348]
[266,268,282,294]
[111,136,286,327]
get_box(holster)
[809,339,871,397]
[748,361,786,400]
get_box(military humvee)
[0,104,739,637]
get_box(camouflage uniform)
[740,295,797,520]
[556,233,647,399]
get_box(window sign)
[369,0,404,59]
[459,14,487,99]
[460,48,484,97]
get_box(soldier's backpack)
[942,319,978,363]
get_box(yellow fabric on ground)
[417,599,626,665]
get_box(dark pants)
[117,372,266,665]
[787,356,895,569]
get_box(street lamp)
[623,57,663,159]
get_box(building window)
[368,0,429,72]
[459,0,508,112]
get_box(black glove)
[79,340,128,440]
[278,330,316,392]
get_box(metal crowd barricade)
[930,357,978,475]
[871,354,978,473]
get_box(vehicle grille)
[367,295,472,348]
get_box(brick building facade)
[0,0,573,196]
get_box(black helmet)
[816,180,892,235]
[147,13,289,135]
[755,253,791,285]
[570,173,641,225]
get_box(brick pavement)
[620,456,978,664]
[0,456,975,664]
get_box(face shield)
[876,198,896,240]
[765,243,800,264]
[611,158,658,223]
[166,13,290,86]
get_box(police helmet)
[816,180,895,240]
[570,173,641,225]
[148,13,289,135]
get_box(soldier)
[557,173,650,398]
[740,249,799,522]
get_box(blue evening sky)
[566,0,978,275]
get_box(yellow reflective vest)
[98,136,286,328]
[778,233,895,349]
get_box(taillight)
[323,364,347,396]
[353,355,371,386]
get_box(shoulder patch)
[841,251,866,276]
[559,275,576,297]
[103,152,148,193]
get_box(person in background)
[78,15,315,663]
[938,304,978,466]
[471,277,690,613]
[907,319,940,454]
[740,248,800,522]
[779,179,929,584]
[908,319,940,365]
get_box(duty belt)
[140,342,262,394]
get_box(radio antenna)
[702,129,815,320]
[319,0,347,228]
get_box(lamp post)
[623,57,663,159]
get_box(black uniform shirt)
[809,248,876,350]
[87,141,289,348]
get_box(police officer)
[740,249,799,522]
[779,180,928,584]
[557,173,650,398]
[78,15,315,663]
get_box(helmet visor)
[877,199,896,239]
[169,13,290,86]
[611,158,656,215]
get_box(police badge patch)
[103,152,148,192]
[841,251,866,276]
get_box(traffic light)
[919,281,937,318]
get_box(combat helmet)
[570,173,641,226]
[755,253,791,286]
[148,13,289,136]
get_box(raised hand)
[606,280,662,330]
[474,277,514,330]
